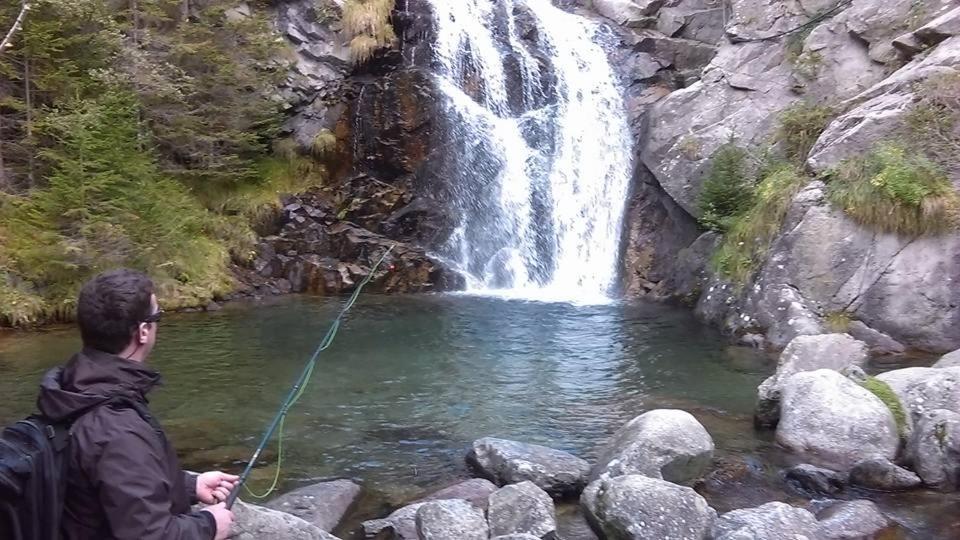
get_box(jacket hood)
[37,347,162,422]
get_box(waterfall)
[425,0,633,303]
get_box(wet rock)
[877,367,960,432]
[656,0,727,44]
[847,321,907,356]
[414,499,488,540]
[591,409,714,484]
[419,478,498,509]
[849,457,922,491]
[265,479,361,532]
[711,502,819,540]
[817,500,890,540]
[905,409,960,490]
[228,499,339,540]
[361,503,425,540]
[587,475,716,539]
[487,481,557,538]
[593,0,665,27]
[466,438,591,498]
[756,334,868,428]
[777,370,899,469]
[934,349,960,368]
[784,464,846,496]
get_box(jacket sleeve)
[94,417,216,540]
[183,471,200,505]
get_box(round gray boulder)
[228,499,340,540]
[487,481,557,538]
[467,438,591,498]
[590,409,714,484]
[415,499,489,540]
[589,474,716,540]
[877,367,960,435]
[265,479,361,532]
[849,457,922,491]
[817,500,890,539]
[711,502,820,540]
[905,408,960,490]
[776,370,899,469]
[934,349,960,368]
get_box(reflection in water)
[0,295,956,539]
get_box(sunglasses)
[142,308,164,324]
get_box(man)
[36,269,237,540]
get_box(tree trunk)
[0,2,30,53]
[24,53,34,187]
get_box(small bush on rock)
[827,144,958,236]
[904,72,960,179]
[776,102,834,166]
[698,143,755,232]
[861,376,908,438]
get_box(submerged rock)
[487,481,557,538]
[228,499,340,540]
[817,500,890,539]
[784,464,846,496]
[905,409,960,490]
[590,409,714,484]
[849,457,922,491]
[587,474,716,540]
[265,479,361,532]
[756,334,868,428]
[711,502,819,540]
[415,500,488,540]
[467,437,591,498]
[776,370,899,469]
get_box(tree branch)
[0,2,30,54]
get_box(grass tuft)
[862,376,908,438]
[343,0,396,64]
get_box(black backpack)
[0,398,152,540]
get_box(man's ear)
[138,322,149,345]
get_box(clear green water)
[0,294,956,538]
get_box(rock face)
[756,334,869,427]
[905,408,960,490]
[487,482,557,538]
[849,457,923,491]
[591,409,714,484]
[466,438,591,498]
[265,479,361,532]
[415,500,489,540]
[228,500,339,540]
[588,475,716,540]
[776,370,899,469]
[711,502,820,540]
[817,500,890,540]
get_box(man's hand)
[202,502,235,540]
[196,471,239,505]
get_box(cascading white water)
[426,0,633,303]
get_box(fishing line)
[226,244,396,508]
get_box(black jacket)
[36,348,216,540]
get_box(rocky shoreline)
[218,338,960,539]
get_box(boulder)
[415,500,489,540]
[593,0,664,26]
[817,500,890,540]
[784,464,846,496]
[491,535,542,540]
[587,475,716,540]
[849,457,922,491]
[934,349,960,368]
[656,0,727,44]
[591,409,714,484]
[419,478,498,509]
[847,321,907,355]
[265,479,361,532]
[914,6,960,47]
[876,367,960,432]
[361,503,425,540]
[756,334,869,427]
[228,500,340,540]
[905,409,960,490]
[711,502,820,540]
[487,482,557,538]
[466,438,591,498]
[776,370,899,469]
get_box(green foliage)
[862,376,908,438]
[776,102,834,165]
[713,166,806,284]
[903,72,960,179]
[343,0,396,64]
[827,144,958,236]
[698,143,755,232]
[823,311,852,333]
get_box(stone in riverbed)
[466,437,590,498]
[590,409,714,484]
[361,503,425,539]
[817,500,890,539]
[587,474,715,540]
[487,481,556,539]
[755,334,868,428]
[876,366,960,434]
[934,349,960,368]
[905,409,960,491]
[415,499,488,540]
[265,479,361,532]
[710,502,819,540]
[228,499,340,540]
[776,370,899,469]
[849,457,922,491]
[418,478,498,509]
[784,464,846,496]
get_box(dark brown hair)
[77,269,154,354]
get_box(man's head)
[77,269,161,360]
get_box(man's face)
[143,294,160,357]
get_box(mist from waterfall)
[426,0,633,303]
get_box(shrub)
[903,72,960,179]
[713,166,806,284]
[776,102,834,166]
[698,143,756,232]
[827,144,958,235]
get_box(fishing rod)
[225,244,396,509]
